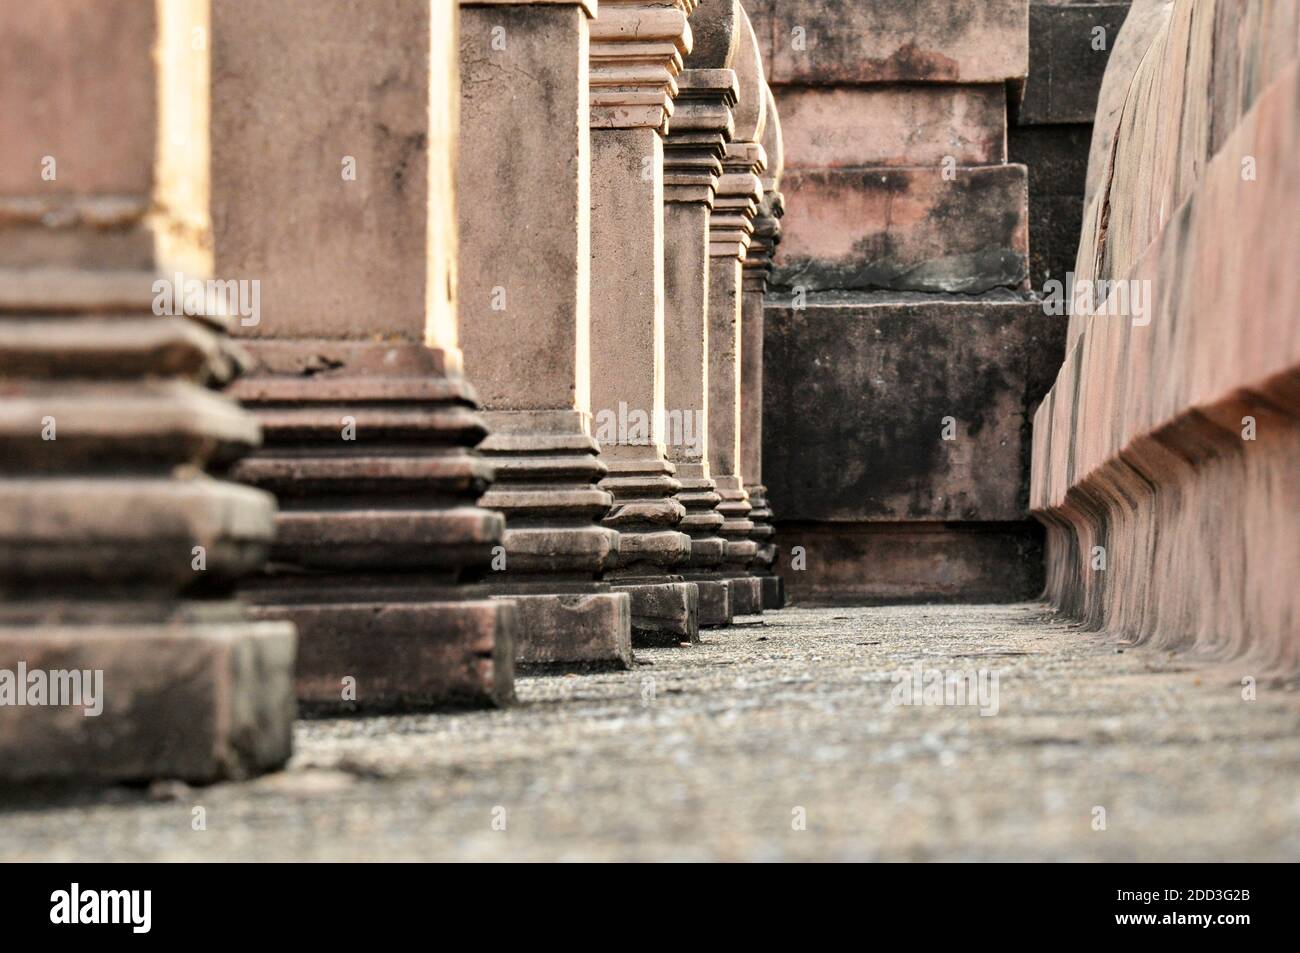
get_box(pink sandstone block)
[747,0,1029,86]
[777,85,1007,170]
[775,165,1030,294]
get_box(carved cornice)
[589,1,695,131]
[708,140,765,259]
[663,69,738,206]
[744,81,783,285]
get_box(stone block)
[689,577,732,627]
[760,574,784,610]
[252,600,515,713]
[747,0,1029,86]
[617,581,699,646]
[507,589,634,672]
[1008,123,1094,288]
[1020,1,1133,125]
[777,85,1008,169]
[0,619,295,784]
[776,522,1045,605]
[764,292,1067,525]
[772,165,1030,294]
[726,575,764,616]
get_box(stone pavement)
[2,604,1297,862]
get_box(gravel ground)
[3,603,1298,861]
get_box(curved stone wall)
[1031,0,1299,674]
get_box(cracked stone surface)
[2,604,1298,861]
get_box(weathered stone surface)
[617,581,699,646]
[1019,1,1133,125]
[585,2,709,642]
[697,7,768,615]
[0,1,155,197]
[725,574,763,616]
[600,451,691,574]
[1031,1,1300,675]
[1013,3,1133,289]
[759,574,783,609]
[0,476,275,587]
[1008,123,1094,288]
[458,2,636,664]
[459,3,591,411]
[509,589,634,672]
[777,523,1045,605]
[688,0,739,71]
[0,620,295,784]
[754,0,1043,603]
[739,83,785,607]
[773,165,1030,294]
[663,194,729,590]
[765,290,1064,604]
[1085,0,1174,205]
[778,85,1008,169]
[478,411,619,575]
[261,601,514,713]
[765,292,1066,524]
[212,0,438,343]
[708,261,743,475]
[662,12,740,625]
[589,0,693,131]
[690,577,732,626]
[230,344,518,710]
[747,0,1029,86]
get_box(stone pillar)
[706,4,766,616]
[663,0,740,627]
[217,0,517,710]
[458,1,634,670]
[0,0,295,782]
[588,0,701,644]
[741,82,784,610]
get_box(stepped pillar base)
[760,575,785,610]
[685,576,733,627]
[491,585,634,673]
[614,580,699,646]
[599,446,697,643]
[478,409,635,671]
[723,575,764,616]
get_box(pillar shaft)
[0,0,295,782]
[586,0,701,643]
[458,0,634,670]
[742,82,785,609]
[218,0,516,710]
[664,65,739,626]
[704,3,767,614]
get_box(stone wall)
[1012,0,1133,290]
[752,0,1072,603]
[1031,0,1300,674]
